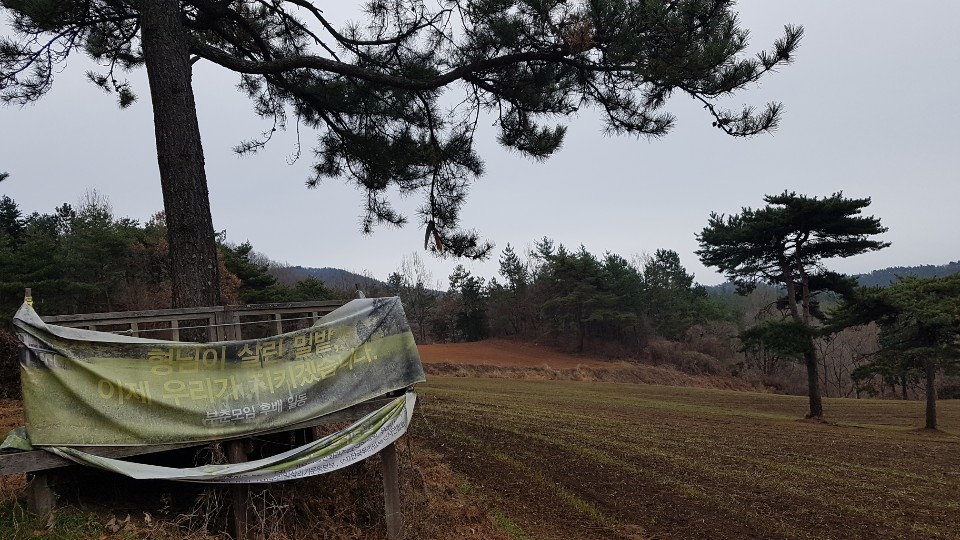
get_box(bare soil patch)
[418,338,620,369]
[419,339,766,392]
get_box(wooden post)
[225,441,249,540]
[273,313,283,336]
[21,318,53,515]
[129,322,139,337]
[207,315,217,342]
[19,314,58,516]
[170,319,180,341]
[381,442,401,539]
[232,312,243,341]
[26,472,56,516]
[213,309,227,341]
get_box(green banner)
[13,298,425,446]
[47,393,416,483]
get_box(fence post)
[207,315,217,342]
[225,441,249,540]
[232,311,243,341]
[25,472,56,516]
[381,442,401,539]
[20,312,57,515]
[214,309,226,341]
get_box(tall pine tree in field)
[696,192,888,418]
[833,275,960,430]
[2,1,801,311]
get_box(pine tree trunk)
[577,319,584,353]
[804,348,823,418]
[925,359,937,430]
[140,1,221,312]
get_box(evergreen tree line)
[0,193,338,321]
[385,241,737,359]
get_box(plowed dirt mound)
[418,339,623,369]
[418,339,767,391]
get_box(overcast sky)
[2,1,958,289]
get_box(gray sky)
[2,1,959,288]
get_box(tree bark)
[924,359,937,430]
[577,317,584,353]
[804,348,823,418]
[140,1,221,312]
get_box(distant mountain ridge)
[704,261,960,293]
[272,266,386,291]
[277,261,960,294]
[853,261,960,287]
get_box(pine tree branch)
[189,37,573,90]
[280,0,448,48]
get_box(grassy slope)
[412,377,960,540]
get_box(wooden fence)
[1,293,405,539]
[38,297,348,341]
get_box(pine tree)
[490,244,532,335]
[219,241,280,304]
[835,275,960,430]
[696,191,889,418]
[641,249,710,340]
[2,1,802,310]
[447,265,488,342]
[0,195,23,240]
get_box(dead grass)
[0,398,23,441]
[419,338,766,391]
[0,431,508,539]
[423,362,768,392]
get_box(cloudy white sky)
[2,1,958,289]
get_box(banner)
[13,297,425,446]
[46,392,415,484]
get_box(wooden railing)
[2,294,405,540]
[39,298,348,341]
